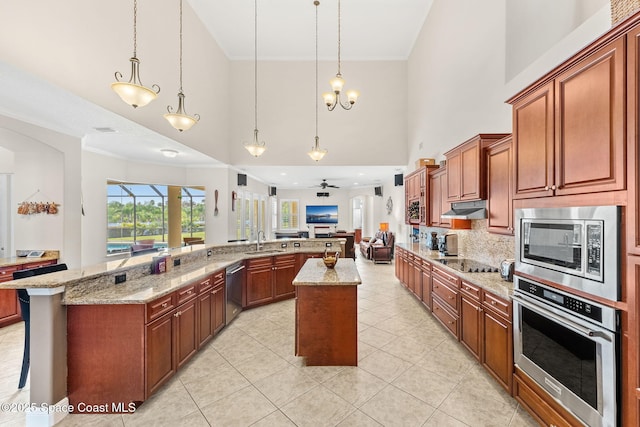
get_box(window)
[107,182,205,254]
[279,199,299,230]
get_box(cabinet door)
[0,289,21,327]
[460,295,482,361]
[439,170,451,227]
[212,283,225,335]
[512,81,555,199]
[146,311,175,397]
[482,307,513,393]
[274,255,296,299]
[429,172,441,226]
[197,291,213,347]
[554,36,625,196]
[412,260,422,300]
[460,141,482,200]
[446,149,462,201]
[175,298,198,369]
[421,262,431,310]
[487,136,514,235]
[245,257,274,307]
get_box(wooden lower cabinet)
[514,367,582,427]
[482,293,513,393]
[68,270,226,410]
[421,260,431,310]
[0,259,58,328]
[296,285,357,366]
[245,254,297,308]
[460,293,482,360]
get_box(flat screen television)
[306,205,338,224]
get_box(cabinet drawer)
[147,293,176,322]
[198,277,212,294]
[514,373,576,427]
[274,254,296,266]
[247,257,273,268]
[460,280,481,300]
[432,277,458,312]
[0,266,20,283]
[177,284,197,305]
[24,260,57,269]
[432,265,459,287]
[483,292,511,319]
[432,297,458,337]
[421,259,431,270]
[212,270,225,286]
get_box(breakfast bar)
[293,258,361,366]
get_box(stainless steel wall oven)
[513,276,620,427]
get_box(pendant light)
[244,0,267,157]
[111,0,160,108]
[308,0,328,162]
[164,0,200,131]
[322,0,359,111]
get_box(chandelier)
[164,0,200,131]
[111,0,160,108]
[322,0,359,111]
[244,0,267,157]
[308,0,328,162]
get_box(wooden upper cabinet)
[405,165,438,225]
[445,134,509,202]
[555,37,625,196]
[486,135,514,235]
[510,36,626,199]
[429,167,450,228]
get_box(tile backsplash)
[420,220,514,267]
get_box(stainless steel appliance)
[437,233,458,256]
[500,259,514,281]
[515,205,620,302]
[513,275,619,427]
[225,262,245,324]
[426,232,439,250]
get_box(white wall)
[229,60,408,167]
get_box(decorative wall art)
[17,189,60,215]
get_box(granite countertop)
[0,239,344,305]
[396,242,514,300]
[293,258,362,287]
[0,251,60,268]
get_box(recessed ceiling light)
[160,149,179,158]
[280,172,287,176]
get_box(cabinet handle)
[187,290,192,294]
[161,302,168,308]
[491,300,497,305]
[448,296,453,300]
[551,184,556,190]
[448,321,454,325]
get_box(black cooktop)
[435,258,499,273]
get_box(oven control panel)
[517,279,602,323]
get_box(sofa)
[359,231,394,263]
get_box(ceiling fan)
[316,179,339,189]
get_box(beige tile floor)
[0,254,538,427]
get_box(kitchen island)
[293,258,361,366]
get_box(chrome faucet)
[256,230,266,251]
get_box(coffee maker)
[426,232,439,250]
[437,233,458,256]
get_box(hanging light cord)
[179,0,184,93]
[133,0,138,57]
[254,0,258,131]
[336,0,341,76]
[315,0,319,139]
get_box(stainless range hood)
[441,200,487,220]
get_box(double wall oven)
[514,206,621,427]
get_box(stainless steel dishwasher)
[225,262,245,324]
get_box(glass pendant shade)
[322,92,336,107]
[330,75,345,93]
[308,136,327,162]
[164,92,199,132]
[112,57,160,108]
[245,129,267,157]
[346,89,359,105]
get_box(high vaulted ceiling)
[0,0,434,190]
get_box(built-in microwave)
[515,206,621,302]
